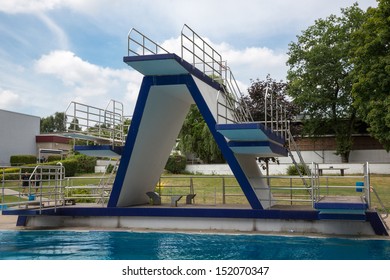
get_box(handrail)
[370,186,389,220]
[128,28,169,56]
[181,24,253,124]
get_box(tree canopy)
[351,0,390,151]
[40,112,66,133]
[245,75,299,124]
[178,104,224,164]
[286,3,366,162]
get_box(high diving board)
[123,53,223,89]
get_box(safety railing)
[0,164,66,214]
[181,24,253,124]
[127,28,169,56]
[2,163,384,216]
[65,99,125,146]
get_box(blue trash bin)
[356,181,364,192]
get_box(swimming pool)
[0,230,389,260]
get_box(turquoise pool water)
[0,230,389,260]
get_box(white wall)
[277,150,390,164]
[186,162,390,175]
[0,109,40,165]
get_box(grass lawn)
[157,174,390,211]
[1,172,389,212]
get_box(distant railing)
[65,99,125,146]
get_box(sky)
[0,0,378,118]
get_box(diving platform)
[74,145,122,158]
[216,123,288,157]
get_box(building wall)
[186,135,390,175]
[0,109,40,166]
[289,135,390,164]
[36,135,72,160]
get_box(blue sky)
[0,0,377,118]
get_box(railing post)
[290,177,293,206]
[222,177,226,204]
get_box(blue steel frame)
[108,72,263,209]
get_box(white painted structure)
[23,215,376,236]
[0,109,40,165]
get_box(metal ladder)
[95,159,119,206]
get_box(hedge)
[10,155,37,166]
[7,154,96,177]
[0,167,21,180]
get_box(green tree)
[351,0,390,150]
[245,75,299,125]
[286,4,366,162]
[178,105,224,163]
[40,112,66,133]
[68,117,81,131]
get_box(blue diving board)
[74,145,122,158]
[216,123,288,157]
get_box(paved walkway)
[0,215,18,229]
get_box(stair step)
[318,209,366,221]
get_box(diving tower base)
[15,214,378,236]
[5,207,388,236]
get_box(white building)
[0,109,40,166]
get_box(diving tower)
[108,25,297,209]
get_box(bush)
[47,155,62,162]
[165,153,187,174]
[0,167,21,180]
[60,158,78,177]
[10,155,37,166]
[286,164,309,176]
[71,154,97,174]
[106,164,114,174]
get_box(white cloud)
[214,42,288,82]
[0,0,63,14]
[2,1,377,42]
[0,88,20,109]
[160,35,288,86]
[34,50,142,115]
